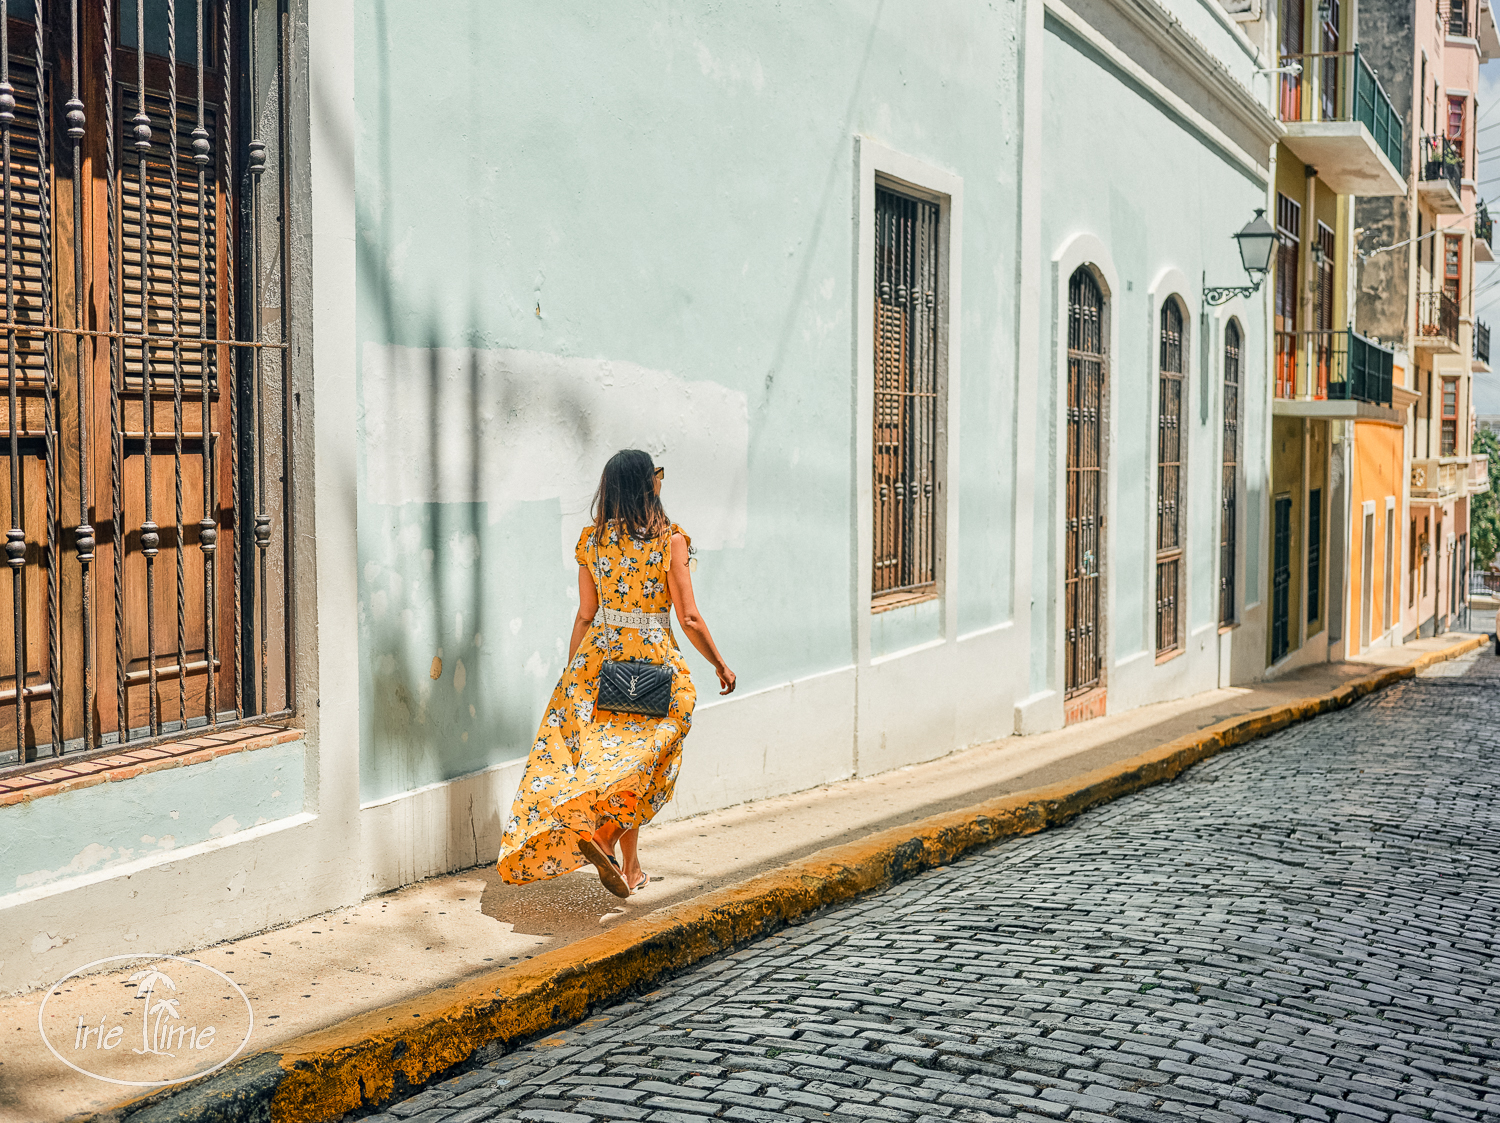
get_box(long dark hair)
[592,449,671,539]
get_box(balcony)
[1416,290,1461,351]
[1482,0,1500,57]
[1276,45,1406,196]
[1411,456,1468,499]
[1471,454,1491,495]
[1476,319,1491,371]
[1272,328,1402,423]
[1418,135,1464,213]
[1478,204,1495,263]
[1450,0,1473,36]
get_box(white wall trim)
[957,620,1015,645]
[0,813,319,912]
[695,661,857,712]
[1012,0,1048,730]
[1043,0,1276,182]
[309,0,362,891]
[869,636,949,667]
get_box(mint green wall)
[2,741,304,894]
[1036,16,1268,680]
[354,2,1024,801]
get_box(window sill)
[1155,646,1185,665]
[0,725,303,808]
[1219,622,1238,634]
[871,588,939,615]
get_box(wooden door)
[1065,267,1104,706]
[1272,496,1292,661]
[1220,322,1240,626]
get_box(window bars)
[0,0,295,774]
[1065,267,1104,697]
[1155,300,1183,656]
[1417,289,1460,346]
[1307,487,1322,623]
[1220,321,1239,628]
[872,186,939,602]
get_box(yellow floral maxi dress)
[494,521,698,884]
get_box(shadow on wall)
[350,0,895,822]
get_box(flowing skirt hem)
[494,769,648,885]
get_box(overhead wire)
[1358,202,1487,259]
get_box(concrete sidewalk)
[6,633,1486,1123]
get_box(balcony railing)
[1471,454,1491,495]
[1273,328,1394,405]
[1411,457,1465,498]
[1450,0,1471,35]
[1478,206,1493,250]
[1477,319,1491,366]
[1417,289,1461,346]
[1421,134,1463,194]
[1277,45,1404,171]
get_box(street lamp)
[1204,208,1278,306]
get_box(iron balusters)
[0,0,294,774]
[872,186,939,602]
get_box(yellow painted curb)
[116,635,1488,1123]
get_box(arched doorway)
[1065,267,1106,720]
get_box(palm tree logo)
[128,968,180,1056]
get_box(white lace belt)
[594,606,671,630]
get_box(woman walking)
[495,450,735,898]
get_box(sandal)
[578,837,630,898]
[607,853,648,893]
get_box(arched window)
[1156,299,1185,655]
[1066,268,1105,698]
[1221,320,1241,626]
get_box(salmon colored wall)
[1349,420,1404,649]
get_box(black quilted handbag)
[591,532,674,718]
[597,658,673,717]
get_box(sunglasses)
[653,466,665,480]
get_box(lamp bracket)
[1202,272,1264,307]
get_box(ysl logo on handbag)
[628,675,640,697]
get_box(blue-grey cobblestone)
[375,652,1500,1122]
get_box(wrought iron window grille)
[872,185,940,605]
[0,0,296,776]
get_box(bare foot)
[593,822,623,858]
[623,864,648,892]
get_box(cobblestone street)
[372,650,1500,1123]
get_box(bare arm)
[568,564,600,660]
[665,533,735,695]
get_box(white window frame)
[854,138,962,666]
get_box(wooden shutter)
[0,54,47,389]
[119,89,219,389]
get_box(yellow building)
[1264,14,1406,669]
